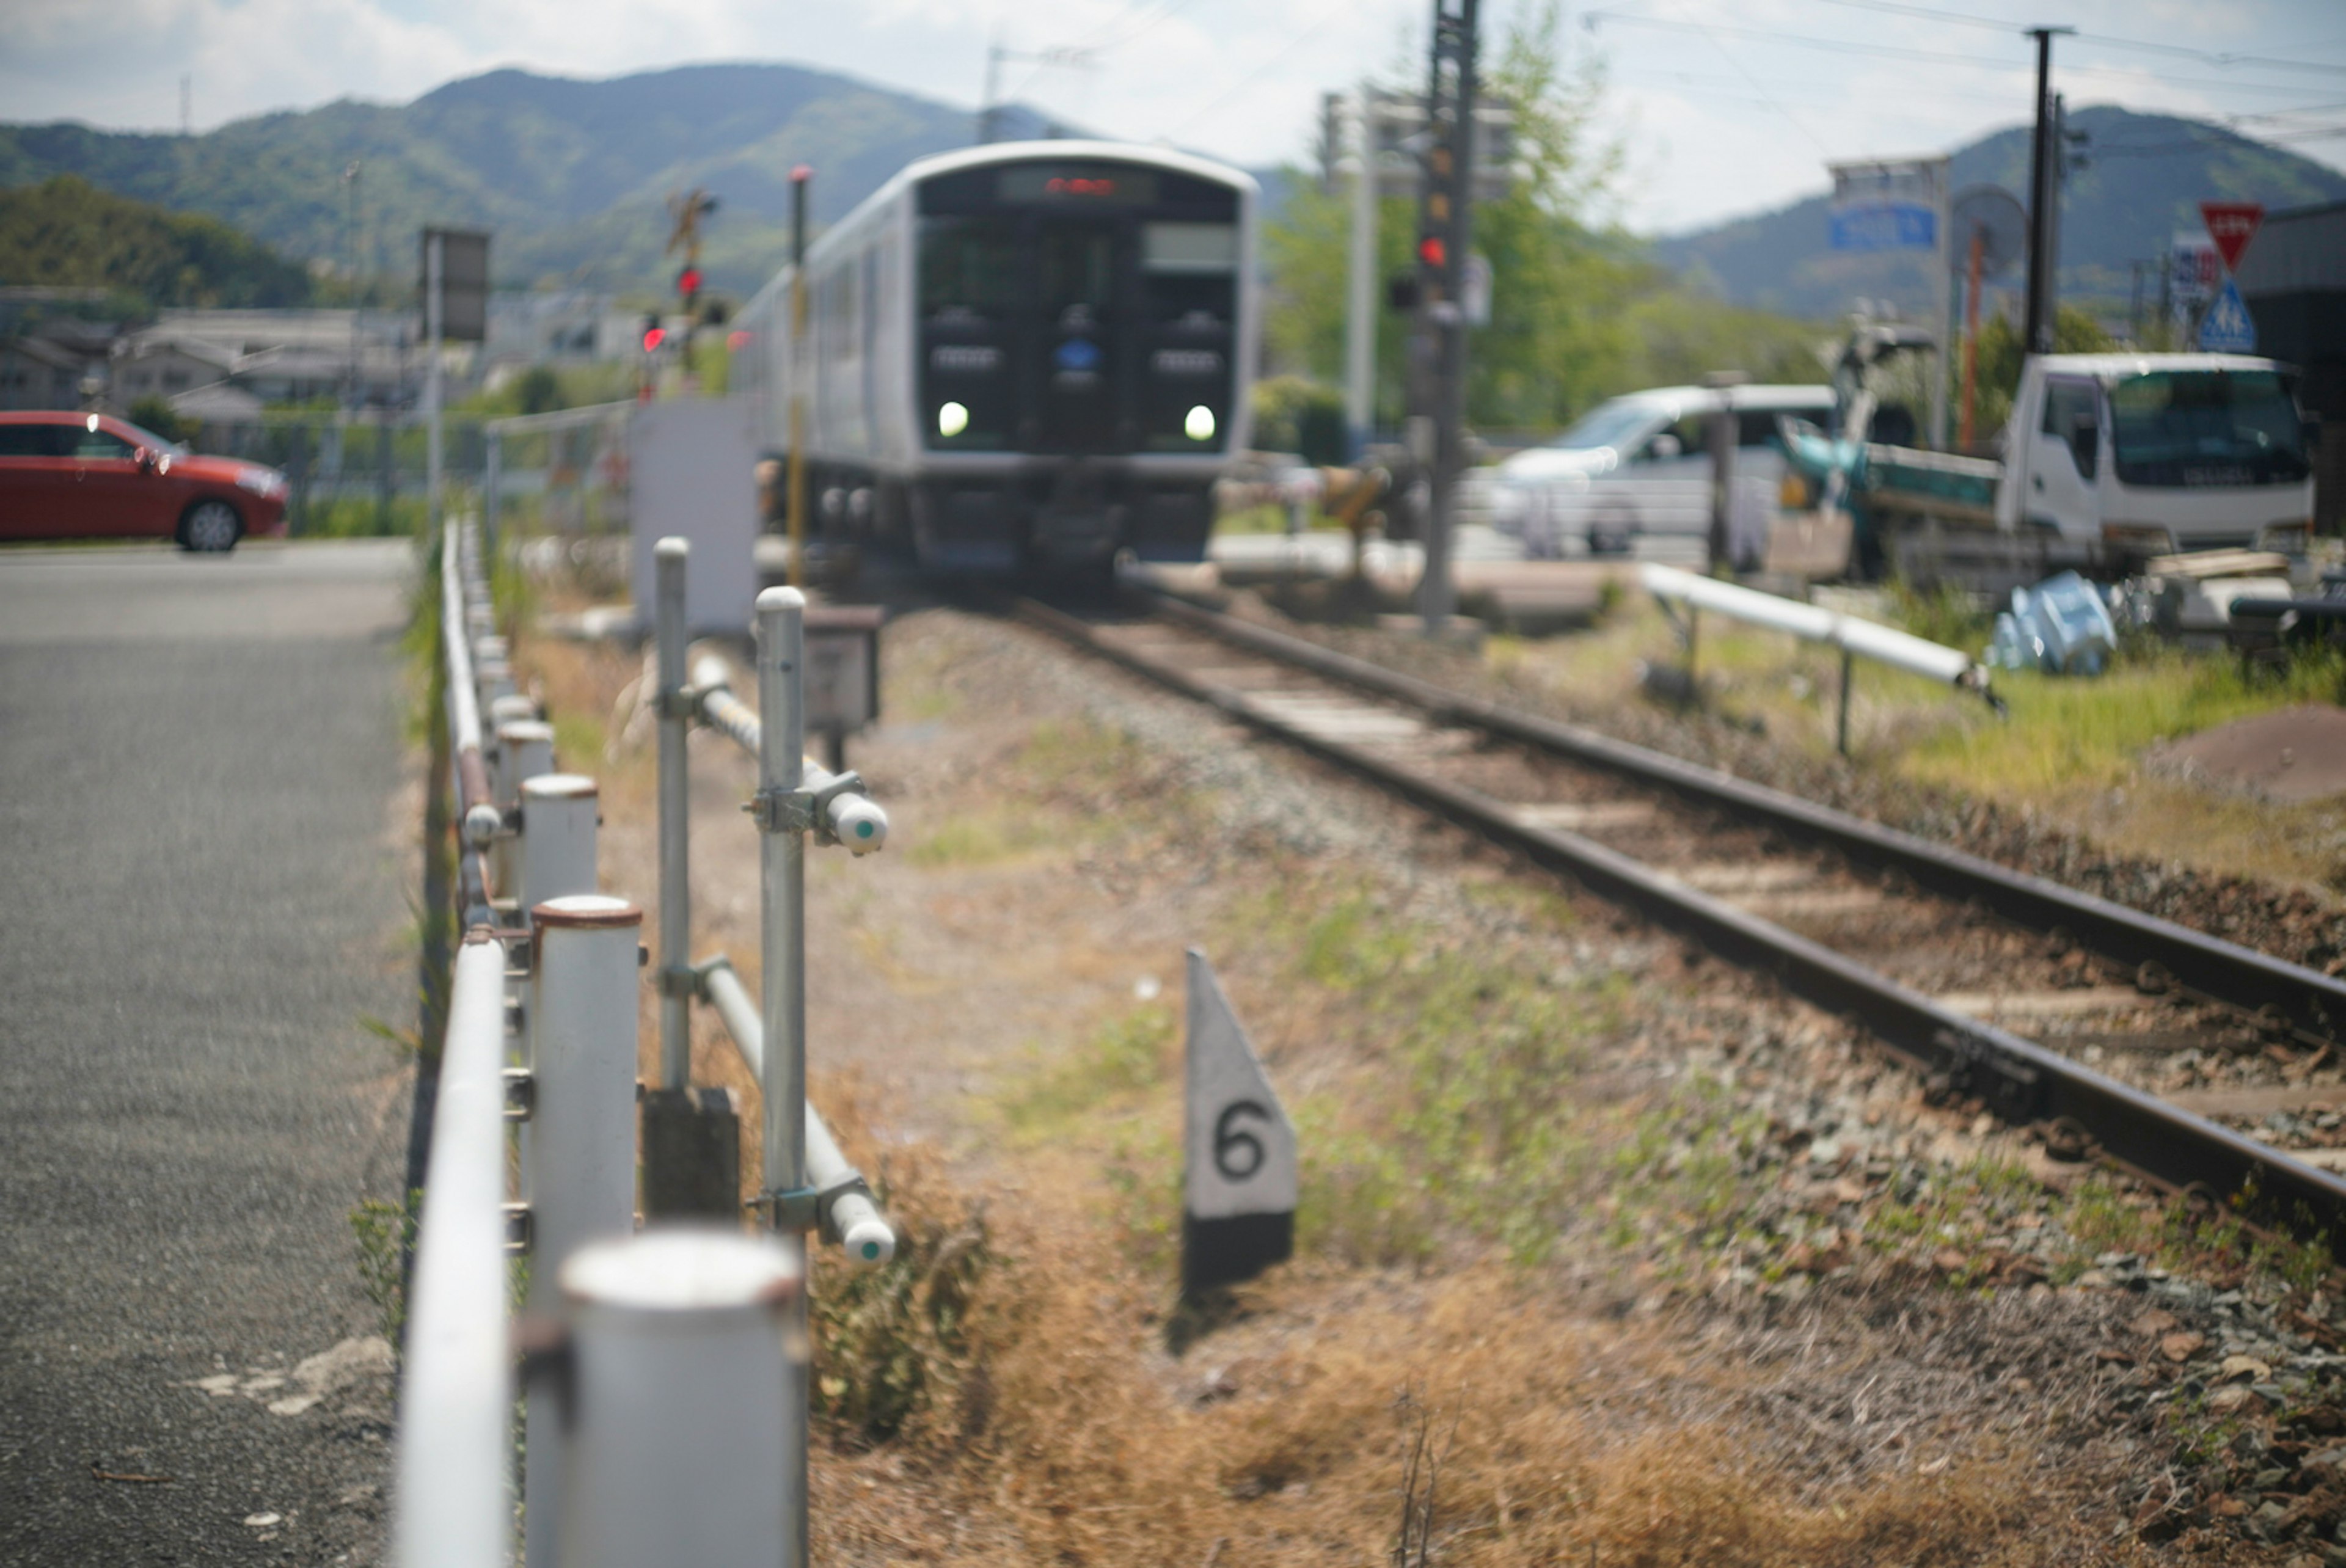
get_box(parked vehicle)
[0,411,288,550]
[1792,353,2315,589]
[1473,384,1836,564]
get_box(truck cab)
[2003,353,2314,560]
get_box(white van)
[1476,384,1835,564]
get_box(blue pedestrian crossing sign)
[2198,278,2257,353]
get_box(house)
[0,334,96,409]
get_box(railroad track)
[1018,590,2346,1253]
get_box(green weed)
[350,1189,421,1346]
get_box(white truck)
[1843,352,2316,588]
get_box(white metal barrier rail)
[398,519,896,1568]
[1640,561,2002,754]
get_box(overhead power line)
[1803,0,2346,77]
[1583,10,2346,101]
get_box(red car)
[0,410,289,551]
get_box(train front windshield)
[918,161,1239,458]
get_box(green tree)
[1265,4,1635,432]
[1961,304,2115,440]
[0,175,310,310]
[1261,4,1827,439]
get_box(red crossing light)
[642,326,667,352]
[1417,236,1447,268]
[678,266,702,299]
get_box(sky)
[4,0,2345,235]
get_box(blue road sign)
[2198,278,2257,354]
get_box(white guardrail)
[396,519,896,1568]
[1639,563,2002,754]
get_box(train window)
[1142,222,1237,273]
[1040,227,1115,317]
[919,217,1021,318]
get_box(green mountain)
[1651,107,2346,322]
[0,173,310,308]
[0,63,1068,297]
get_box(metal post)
[557,1230,803,1568]
[519,775,597,913]
[426,232,445,535]
[1412,0,1479,635]
[524,894,644,1568]
[786,170,811,589]
[1704,370,1747,575]
[1343,87,1377,461]
[753,585,810,1568]
[1929,159,1952,451]
[1837,647,1855,757]
[655,538,692,1092]
[1959,227,1985,449]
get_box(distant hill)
[1651,107,2346,321]
[0,63,1074,297]
[0,174,310,308]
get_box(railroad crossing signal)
[1181,949,1295,1295]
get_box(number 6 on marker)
[1213,1099,1271,1182]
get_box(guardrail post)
[474,635,514,709]
[754,585,812,1568]
[524,894,644,1568]
[494,718,555,911]
[521,774,599,911]
[555,1229,803,1568]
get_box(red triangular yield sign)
[2201,202,2264,272]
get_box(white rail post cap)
[561,1227,802,1314]
[532,893,641,928]
[522,773,599,800]
[655,536,689,560]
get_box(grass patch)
[998,1004,1176,1138]
[1902,643,2345,797]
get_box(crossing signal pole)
[1409,0,1479,633]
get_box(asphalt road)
[0,541,418,1566]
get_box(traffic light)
[641,313,665,353]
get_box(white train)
[731,140,1259,575]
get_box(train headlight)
[1184,404,1216,442]
[938,401,970,438]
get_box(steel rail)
[1020,597,2346,1250]
[1143,592,2346,1048]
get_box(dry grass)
[505,580,2194,1567]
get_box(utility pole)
[1410,0,1478,633]
[2021,26,2072,356]
[786,167,810,588]
[978,37,1004,144]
